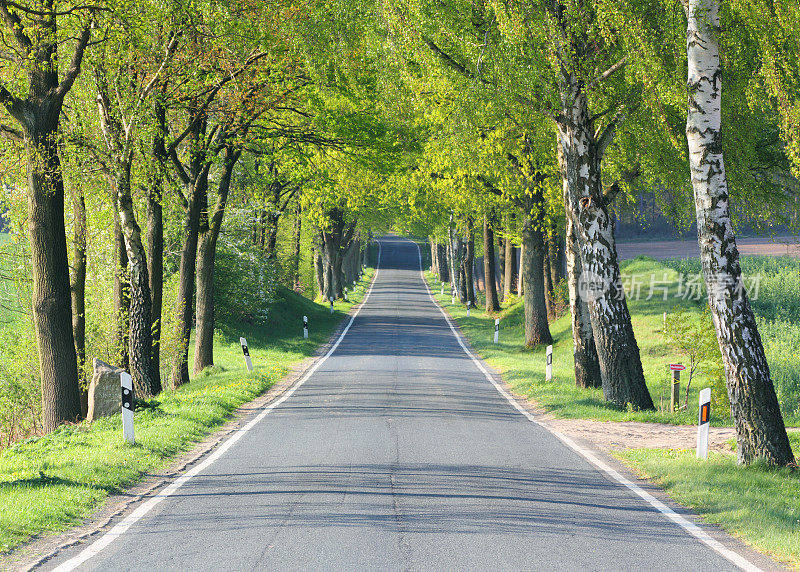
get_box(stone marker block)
[88,358,125,422]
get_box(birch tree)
[685,0,794,466]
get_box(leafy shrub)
[213,235,279,324]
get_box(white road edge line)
[413,240,761,572]
[52,242,383,572]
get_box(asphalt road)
[47,237,763,571]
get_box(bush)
[213,235,279,324]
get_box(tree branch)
[55,24,92,100]
[588,54,629,90]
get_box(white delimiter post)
[466,300,471,317]
[441,282,445,296]
[303,315,308,339]
[120,372,135,444]
[329,297,334,314]
[697,387,711,459]
[344,287,348,301]
[240,337,253,372]
[545,345,553,381]
[493,319,499,344]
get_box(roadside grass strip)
[0,268,374,554]
[425,256,800,427]
[615,434,800,569]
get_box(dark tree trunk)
[483,215,500,312]
[113,213,130,371]
[147,173,164,389]
[497,227,505,302]
[26,132,82,431]
[313,243,324,299]
[543,244,555,321]
[194,148,240,375]
[264,210,279,255]
[504,238,517,297]
[291,202,302,291]
[463,229,476,307]
[521,214,553,347]
[70,188,87,416]
[169,169,207,388]
[436,243,449,282]
[558,76,653,410]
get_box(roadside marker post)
[466,300,471,317]
[494,318,499,344]
[669,364,685,412]
[329,297,334,314]
[545,345,553,381]
[451,290,455,305]
[441,282,445,296]
[120,372,134,444]
[697,387,711,460]
[240,337,253,372]
[303,315,308,339]
[344,287,349,301]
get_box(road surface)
[47,237,771,571]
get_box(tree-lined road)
[48,238,765,571]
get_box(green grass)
[0,268,374,553]
[615,433,800,568]
[425,256,800,426]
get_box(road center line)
[411,240,761,572]
[52,242,383,572]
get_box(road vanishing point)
[46,237,776,572]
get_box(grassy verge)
[614,434,800,568]
[425,257,800,426]
[0,268,374,553]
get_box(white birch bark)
[686,0,793,465]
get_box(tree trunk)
[147,173,164,389]
[264,210,279,255]
[70,188,87,416]
[504,238,517,297]
[497,227,505,302]
[194,148,240,375]
[291,202,302,291]
[558,76,653,410]
[113,213,130,371]
[313,249,324,298]
[544,244,555,320]
[686,0,793,465]
[483,215,500,312]
[117,173,156,398]
[170,171,206,388]
[462,226,476,306]
[26,130,82,431]
[566,202,602,389]
[521,214,552,347]
[436,243,449,282]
